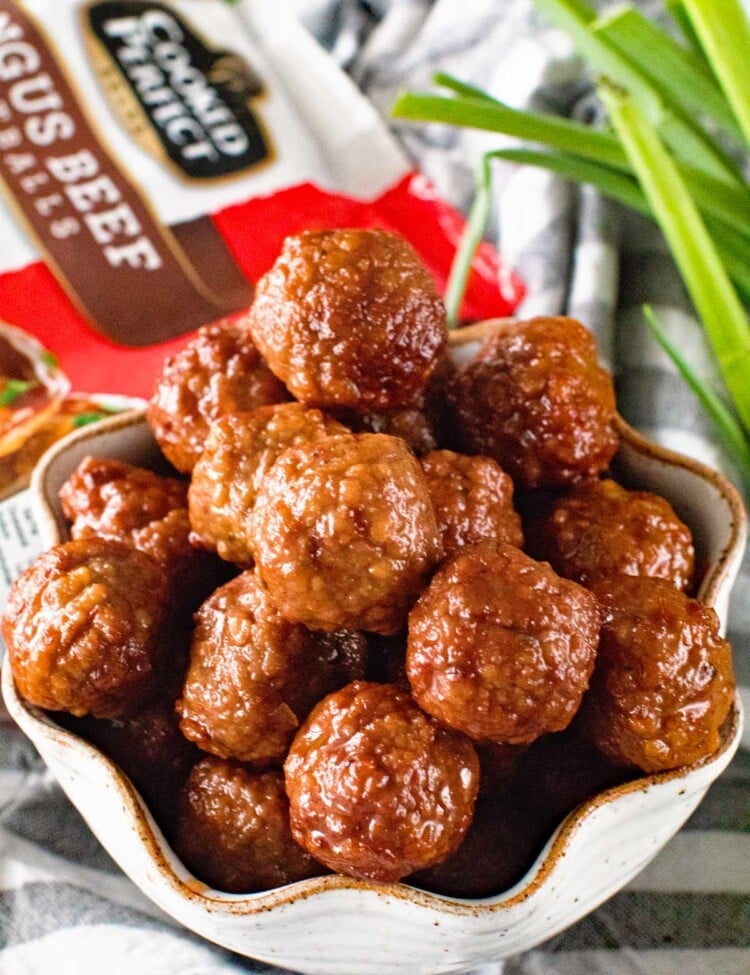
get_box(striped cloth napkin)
[1,1,748,973]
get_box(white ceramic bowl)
[2,322,747,975]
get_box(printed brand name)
[87,0,271,180]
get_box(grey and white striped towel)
[1,1,748,973]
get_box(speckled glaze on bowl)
[2,321,747,975]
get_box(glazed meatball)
[60,457,220,609]
[247,229,447,410]
[250,433,442,634]
[188,404,347,565]
[408,784,540,899]
[584,576,735,772]
[406,542,601,744]
[513,722,631,836]
[337,406,438,457]
[411,724,626,899]
[177,571,368,766]
[67,694,199,833]
[175,757,323,893]
[420,450,523,557]
[60,456,187,532]
[536,478,694,591]
[447,317,618,488]
[3,538,169,719]
[129,507,233,611]
[284,681,479,882]
[147,319,288,473]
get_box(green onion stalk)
[392,0,750,493]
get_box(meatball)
[408,785,540,899]
[420,450,523,557]
[3,538,169,719]
[129,508,233,611]
[284,681,479,882]
[513,722,631,837]
[447,317,618,488]
[247,229,447,410]
[59,456,220,609]
[188,404,347,566]
[411,723,626,899]
[584,576,735,772]
[250,433,442,634]
[67,694,199,833]
[60,456,187,532]
[177,571,367,766]
[406,542,601,744]
[337,406,438,457]
[536,478,694,591]
[175,757,323,893]
[147,319,288,473]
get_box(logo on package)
[85,1,271,180]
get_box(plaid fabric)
[1,2,748,973]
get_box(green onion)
[533,0,744,185]
[665,0,706,59]
[444,155,494,329]
[397,79,750,234]
[682,0,750,147]
[549,0,596,21]
[478,148,750,300]
[0,379,35,407]
[599,81,750,433]
[71,411,109,429]
[484,147,748,232]
[676,167,750,238]
[593,5,742,141]
[643,305,750,492]
[392,92,631,171]
[390,3,750,488]
[485,148,649,215]
[432,72,498,102]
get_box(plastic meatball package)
[0,0,522,622]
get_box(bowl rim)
[6,321,748,919]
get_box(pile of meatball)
[3,229,735,899]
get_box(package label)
[86,1,273,182]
